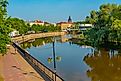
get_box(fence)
[13,42,64,81]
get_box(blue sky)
[7,0,121,23]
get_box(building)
[68,16,72,23]
[29,20,45,26]
[57,16,73,31]
[57,22,73,30]
[9,30,19,37]
[29,20,52,26]
[44,22,51,26]
[79,24,93,31]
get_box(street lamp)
[52,41,57,81]
[22,34,25,49]
[47,37,62,81]
[22,34,24,43]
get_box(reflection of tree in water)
[84,49,121,81]
[21,37,52,49]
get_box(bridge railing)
[13,42,64,81]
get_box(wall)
[12,32,66,43]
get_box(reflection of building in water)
[42,41,45,45]
[84,49,121,81]
[81,45,92,48]
[21,37,53,49]
[60,35,69,43]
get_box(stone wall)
[12,32,66,43]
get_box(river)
[21,35,121,81]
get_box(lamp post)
[22,34,24,43]
[22,34,25,49]
[52,38,57,81]
[47,37,62,81]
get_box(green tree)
[85,4,121,47]
[110,19,121,42]
[31,24,41,33]
[0,0,11,54]
[8,18,29,34]
[31,24,61,33]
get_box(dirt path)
[0,46,45,81]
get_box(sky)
[7,0,121,23]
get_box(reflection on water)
[84,49,121,81]
[21,37,52,49]
[21,35,121,81]
[21,35,69,49]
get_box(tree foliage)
[7,18,29,34]
[0,0,11,54]
[85,4,121,47]
[31,24,61,33]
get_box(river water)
[21,35,121,81]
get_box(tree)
[0,0,11,54]
[8,18,29,34]
[31,24,41,33]
[110,19,121,42]
[85,4,121,47]
[31,24,61,33]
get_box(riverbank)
[12,32,66,43]
[0,45,45,81]
[0,32,66,81]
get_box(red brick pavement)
[0,46,44,81]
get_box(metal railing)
[13,42,64,81]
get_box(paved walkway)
[0,46,45,81]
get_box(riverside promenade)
[0,32,65,81]
[0,45,45,81]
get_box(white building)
[80,24,93,27]
[29,20,45,26]
[9,30,19,37]
[79,24,93,31]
